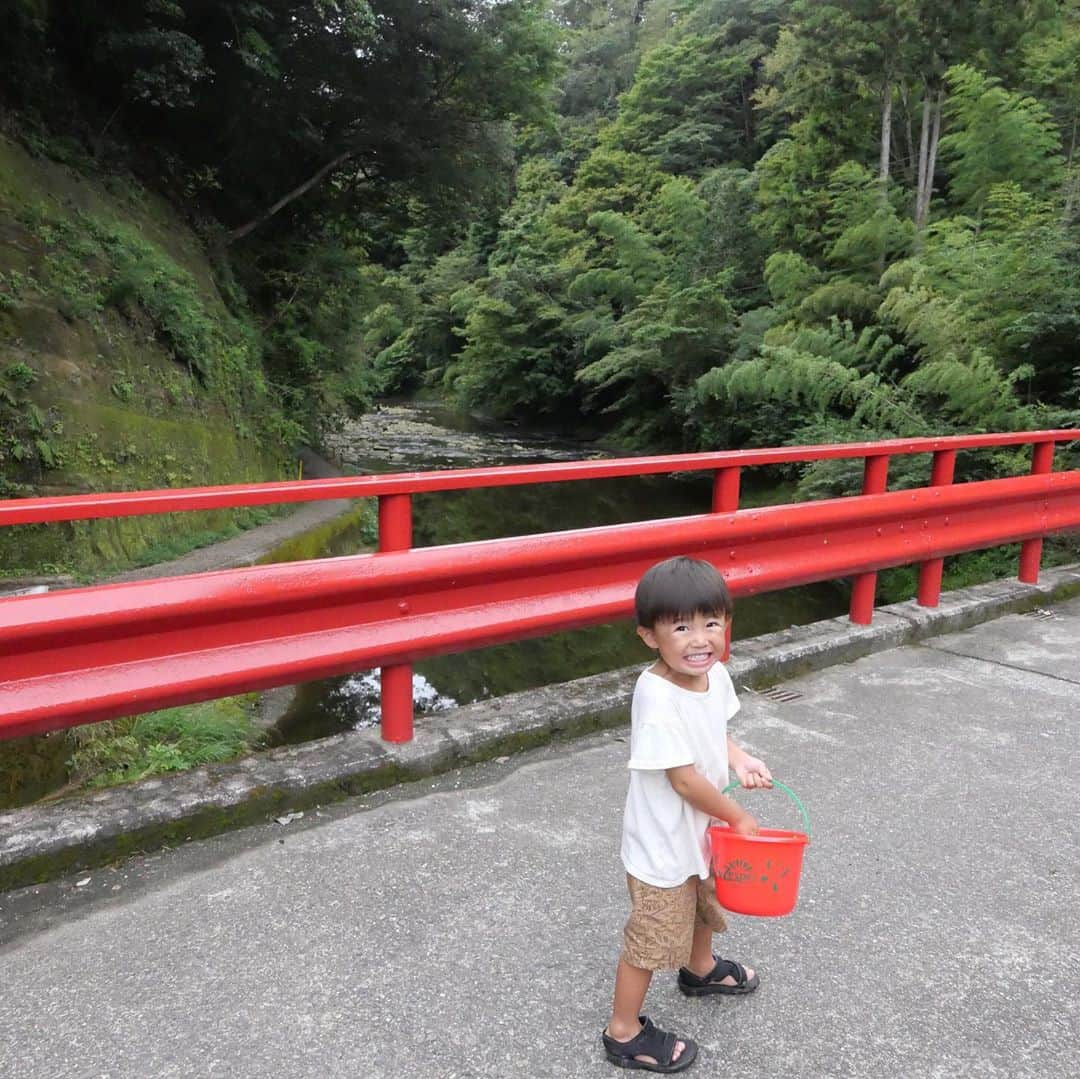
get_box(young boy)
[602,556,772,1073]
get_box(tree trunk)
[899,82,916,184]
[921,94,942,227]
[875,80,894,277]
[915,91,942,232]
[225,149,356,245]
[879,80,893,185]
[914,90,931,226]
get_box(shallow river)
[272,403,847,742]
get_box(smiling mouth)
[684,652,713,664]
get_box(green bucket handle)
[721,778,812,839]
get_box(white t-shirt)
[620,665,740,888]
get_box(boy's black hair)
[635,556,733,627]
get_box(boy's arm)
[727,736,773,789]
[666,765,759,835]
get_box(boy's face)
[637,610,728,691]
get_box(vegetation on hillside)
[2,0,558,441]
[362,0,1080,490]
[2,1,1077,480]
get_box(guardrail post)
[712,467,741,513]
[378,493,414,742]
[1019,441,1055,583]
[917,449,957,607]
[849,455,890,624]
[713,467,741,660]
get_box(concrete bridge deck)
[1,597,1078,1078]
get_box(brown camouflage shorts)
[621,872,729,971]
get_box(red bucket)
[708,780,810,917]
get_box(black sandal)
[677,955,759,997]
[601,1015,698,1073]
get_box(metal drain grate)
[1023,607,1059,620]
[756,686,803,703]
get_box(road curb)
[3,564,1079,892]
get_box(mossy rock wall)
[2,394,286,575]
[0,132,293,578]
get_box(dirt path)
[101,446,350,584]
[1,448,350,599]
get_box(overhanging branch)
[225,148,356,244]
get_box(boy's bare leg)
[606,958,689,1065]
[684,924,755,984]
[607,957,651,1038]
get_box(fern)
[699,345,920,431]
[904,350,1034,428]
[797,279,880,321]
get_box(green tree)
[939,63,1064,216]
[880,186,1078,398]
[444,159,579,418]
[607,0,786,174]
[568,177,738,443]
[447,266,578,419]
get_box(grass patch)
[65,695,265,791]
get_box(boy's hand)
[733,755,773,789]
[731,810,760,836]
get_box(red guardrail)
[1,430,1076,742]
[1,430,1074,525]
